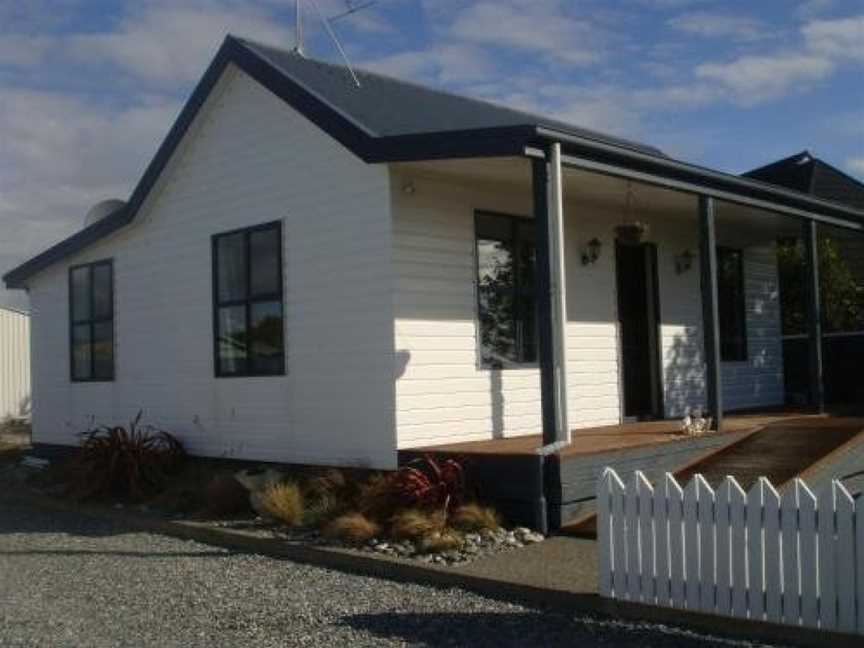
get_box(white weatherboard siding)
[0,308,30,420]
[25,66,396,468]
[391,170,623,449]
[391,171,784,449]
[721,246,785,410]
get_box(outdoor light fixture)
[675,249,694,274]
[581,238,602,265]
[402,181,416,195]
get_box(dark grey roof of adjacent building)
[744,151,864,210]
[240,38,663,156]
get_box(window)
[717,247,747,362]
[69,260,114,381]
[212,221,285,377]
[475,212,537,368]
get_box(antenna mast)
[294,0,303,54]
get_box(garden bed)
[2,417,544,568]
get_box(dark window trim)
[212,220,285,378]
[68,259,115,383]
[473,210,539,370]
[717,246,749,363]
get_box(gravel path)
[0,501,782,648]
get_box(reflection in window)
[213,222,285,377]
[475,212,537,368]
[717,247,748,362]
[69,260,114,381]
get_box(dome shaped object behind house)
[84,199,126,227]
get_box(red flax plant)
[391,454,465,518]
[72,411,185,500]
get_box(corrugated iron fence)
[0,307,31,421]
[598,467,864,635]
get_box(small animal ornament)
[680,412,713,437]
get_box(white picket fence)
[597,468,864,635]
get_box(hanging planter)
[615,222,649,245]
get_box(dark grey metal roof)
[240,38,663,156]
[744,151,864,210]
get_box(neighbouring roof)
[4,36,864,289]
[744,151,864,210]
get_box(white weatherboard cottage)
[5,36,863,473]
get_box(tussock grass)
[389,508,445,541]
[450,503,500,533]
[323,512,380,545]
[260,481,304,526]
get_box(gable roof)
[4,36,864,289]
[241,39,662,155]
[744,151,864,210]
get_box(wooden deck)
[400,411,864,533]
[406,411,811,458]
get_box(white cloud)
[364,43,497,85]
[0,86,180,308]
[695,53,833,104]
[803,15,864,61]
[444,2,605,66]
[68,5,293,87]
[690,14,864,105]
[847,157,864,178]
[668,12,767,41]
[0,34,52,67]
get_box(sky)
[0,0,862,309]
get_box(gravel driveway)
[0,500,779,648]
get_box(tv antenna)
[292,0,375,88]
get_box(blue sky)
[0,0,862,308]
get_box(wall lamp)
[675,249,694,274]
[581,238,602,266]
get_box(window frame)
[473,210,538,370]
[717,246,749,363]
[211,220,285,378]
[68,259,115,382]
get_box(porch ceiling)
[393,157,805,245]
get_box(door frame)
[615,240,665,421]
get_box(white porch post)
[548,143,570,442]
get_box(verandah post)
[699,195,723,432]
[803,219,825,413]
[532,143,570,447]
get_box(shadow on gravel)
[339,612,742,648]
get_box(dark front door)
[616,242,663,420]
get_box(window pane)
[478,289,517,367]
[250,227,281,297]
[718,249,747,361]
[93,264,112,319]
[516,222,536,292]
[250,301,284,373]
[517,294,538,363]
[71,266,91,322]
[72,324,92,380]
[216,232,247,302]
[476,212,513,241]
[477,239,515,290]
[92,322,114,379]
[217,305,247,374]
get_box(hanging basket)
[615,222,649,245]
